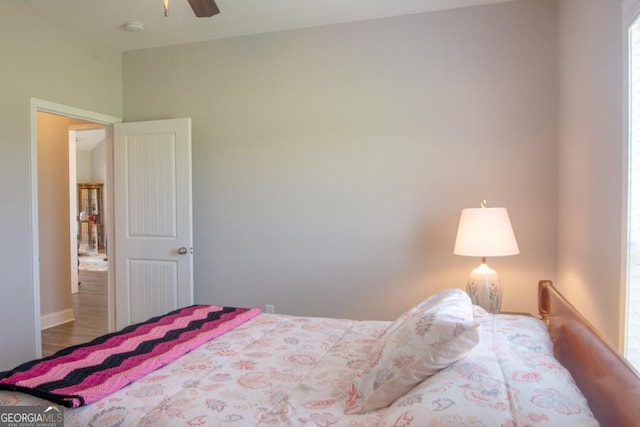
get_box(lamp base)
[466,262,502,313]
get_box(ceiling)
[75,129,105,152]
[8,0,514,52]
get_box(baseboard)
[41,308,75,330]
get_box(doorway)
[40,124,111,356]
[30,98,120,358]
[31,100,194,358]
[74,127,109,284]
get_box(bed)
[537,280,640,427]
[0,280,637,426]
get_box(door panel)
[113,118,193,328]
[129,260,178,323]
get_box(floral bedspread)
[0,310,599,426]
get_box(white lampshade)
[454,205,519,313]
[454,207,519,257]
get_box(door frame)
[30,98,121,357]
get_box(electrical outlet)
[265,304,275,314]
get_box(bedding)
[0,305,260,408]
[0,303,598,426]
[346,288,480,414]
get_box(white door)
[113,118,193,328]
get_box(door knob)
[177,247,188,255]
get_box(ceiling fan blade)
[187,0,220,17]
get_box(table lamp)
[453,201,519,313]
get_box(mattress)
[0,309,599,426]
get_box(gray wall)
[0,2,122,370]
[5,0,628,371]
[124,0,559,321]
[76,151,92,183]
[91,140,106,184]
[557,0,625,348]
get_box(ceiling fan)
[163,0,220,18]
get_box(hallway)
[41,270,107,356]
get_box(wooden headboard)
[538,280,640,427]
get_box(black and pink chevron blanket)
[0,305,261,407]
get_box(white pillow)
[345,288,479,414]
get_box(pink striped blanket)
[0,305,261,407]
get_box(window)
[626,12,640,372]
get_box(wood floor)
[41,269,108,356]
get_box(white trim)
[69,130,79,295]
[34,99,120,126]
[40,309,75,330]
[30,98,121,358]
[30,100,41,358]
[104,125,116,333]
[622,1,632,358]
[622,8,640,361]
